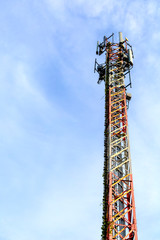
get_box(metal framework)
[94,32,138,240]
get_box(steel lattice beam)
[95,33,138,240]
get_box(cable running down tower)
[94,32,138,240]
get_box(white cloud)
[147,0,158,15]
[44,0,66,21]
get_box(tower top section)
[94,32,134,88]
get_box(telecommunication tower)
[94,32,138,240]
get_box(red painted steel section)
[130,174,138,239]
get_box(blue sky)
[0,0,159,239]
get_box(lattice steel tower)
[94,32,138,240]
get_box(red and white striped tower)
[94,32,138,240]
